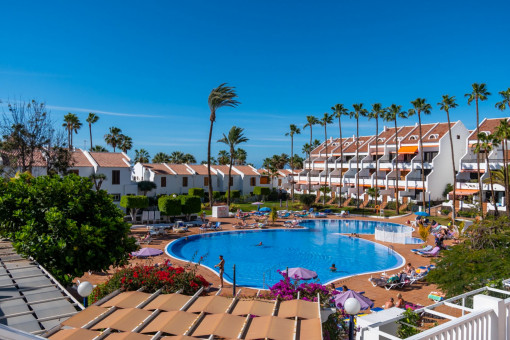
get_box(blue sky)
[1,1,509,166]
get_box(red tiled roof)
[166,164,192,175]
[234,165,259,176]
[89,152,130,168]
[421,122,455,142]
[400,124,435,144]
[211,165,241,175]
[468,118,510,141]
[71,151,94,167]
[343,136,374,153]
[143,163,173,175]
[187,164,210,175]
[0,150,47,167]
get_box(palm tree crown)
[465,83,491,104]
[104,127,123,152]
[153,152,171,163]
[118,135,133,153]
[134,149,150,163]
[495,87,510,112]
[86,113,99,150]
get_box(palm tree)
[86,113,99,150]
[62,113,81,149]
[319,113,334,205]
[91,145,108,152]
[263,166,279,190]
[351,104,368,208]
[332,104,349,206]
[495,120,510,215]
[104,127,122,152]
[234,148,247,165]
[368,103,385,205]
[62,113,73,148]
[409,98,432,211]
[170,151,185,164]
[134,149,150,163]
[474,133,500,216]
[182,153,196,164]
[89,173,107,191]
[438,95,459,219]
[483,165,509,187]
[383,104,408,214]
[153,152,171,163]
[465,83,491,217]
[303,115,319,193]
[207,83,240,206]
[285,124,301,202]
[218,126,249,207]
[118,135,133,153]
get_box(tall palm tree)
[368,103,385,205]
[235,148,247,165]
[383,104,408,214]
[438,95,459,219]
[134,149,150,163]
[303,115,319,193]
[496,87,510,112]
[332,104,349,206]
[218,126,249,207]
[495,120,510,215]
[182,153,196,164]
[285,124,301,202]
[217,150,230,165]
[153,152,171,163]
[319,113,334,205]
[118,135,133,153]
[465,83,491,217]
[91,145,108,152]
[104,127,122,152]
[62,113,73,148]
[351,104,368,208]
[409,98,432,211]
[474,133,500,216]
[62,113,81,149]
[86,113,99,150]
[207,83,240,206]
[170,151,185,163]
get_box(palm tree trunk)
[324,126,328,205]
[338,116,343,207]
[207,120,214,206]
[375,117,379,206]
[308,127,312,193]
[486,152,499,216]
[503,139,509,215]
[446,110,457,220]
[394,120,400,214]
[291,136,294,203]
[227,154,233,207]
[475,97,483,218]
[356,118,360,209]
[418,112,426,211]
[89,123,93,150]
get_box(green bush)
[253,186,270,197]
[180,195,202,217]
[299,194,316,209]
[213,191,222,200]
[158,196,182,216]
[188,188,205,197]
[120,195,149,221]
[225,190,241,199]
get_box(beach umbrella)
[280,267,318,280]
[334,290,374,310]
[260,207,271,212]
[415,211,430,217]
[131,247,163,258]
[252,202,264,211]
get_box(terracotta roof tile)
[387,125,416,144]
[71,151,94,167]
[166,164,192,175]
[187,164,210,175]
[468,118,510,141]
[211,165,241,175]
[89,152,130,168]
[421,122,455,142]
[143,163,173,175]
[344,136,375,153]
[400,124,435,144]
[233,165,259,175]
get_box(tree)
[62,113,81,149]
[465,83,491,217]
[158,196,182,217]
[0,174,137,284]
[104,127,123,152]
[263,154,289,169]
[332,104,349,206]
[270,206,278,226]
[153,152,171,163]
[201,157,216,165]
[120,195,149,222]
[299,194,316,209]
[90,173,107,191]
[180,195,202,220]
[351,104,368,208]
[253,186,270,200]
[495,115,510,215]
[303,115,319,193]
[285,124,301,202]
[368,103,385,203]
[118,134,133,153]
[234,148,247,165]
[428,216,510,296]
[217,126,249,207]
[170,151,185,163]
[188,188,205,197]
[207,83,240,206]
[409,98,432,211]
[290,154,304,169]
[474,133,500,216]
[182,153,196,164]
[319,113,334,205]
[91,145,108,152]
[438,95,459,219]
[86,113,99,150]
[383,104,408,214]
[134,149,150,163]
[43,128,74,175]
[137,181,157,195]
[217,150,230,165]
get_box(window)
[69,169,79,175]
[182,177,188,187]
[112,170,120,185]
[260,176,270,184]
[250,177,256,186]
[111,194,121,202]
[204,177,209,186]
[428,134,439,139]
[409,135,418,140]
[457,135,460,140]
[161,176,166,187]
[229,177,233,186]
[377,138,385,142]
[278,179,282,186]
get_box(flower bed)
[89,260,209,304]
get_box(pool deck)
[75,213,450,310]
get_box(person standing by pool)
[214,255,225,288]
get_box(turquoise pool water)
[166,219,405,288]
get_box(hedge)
[120,195,149,221]
[158,196,182,216]
[188,188,205,197]
[213,191,222,200]
[253,186,270,196]
[225,190,241,199]
[180,195,202,216]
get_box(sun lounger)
[410,245,432,253]
[417,246,440,257]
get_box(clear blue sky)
[1,1,509,166]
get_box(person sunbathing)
[395,293,405,308]
[405,263,416,276]
[384,297,395,309]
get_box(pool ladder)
[388,245,395,254]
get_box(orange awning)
[460,169,486,173]
[397,146,418,154]
[296,181,320,185]
[449,189,478,196]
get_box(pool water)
[166,220,405,289]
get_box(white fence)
[374,225,413,244]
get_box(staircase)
[326,191,336,204]
[315,191,321,203]
[361,195,370,208]
[343,198,352,207]
[380,195,389,210]
[399,197,409,213]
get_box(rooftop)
[70,151,93,168]
[142,163,173,175]
[88,152,130,168]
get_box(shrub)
[266,273,339,305]
[188,188,205,197]
[180,195,202,217]
[137,181,157,195]
[158,196,182,216]
[225,190,241,199]
[253,186,270,197]
[120,195,149,221]
[213,191,222,200]
[299,194,316,209]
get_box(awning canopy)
[396,146,419,154]
[449,189,478,196]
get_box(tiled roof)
[142,163,173,175]
[0,149,47,167]
[468,118,510,142]
[211,165,241,175]
[387,125,416,144]
[344,136,375,153]
[187,164,210,175]
[422,122,455,143]
[166,164,192,175]
[89,152,130,168]
[375,127,397,141]
[400,124,435,144]
[71,151,94,167]
[233,165,259,176]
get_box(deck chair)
[142,211,149,224]
[418,246,440,257]
[385,273,408,290]
[154,211,161,223]
[410,245,432,253]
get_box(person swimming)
[256,242,263,246]
[330,264,337,272]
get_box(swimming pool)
[166,220,405,289]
